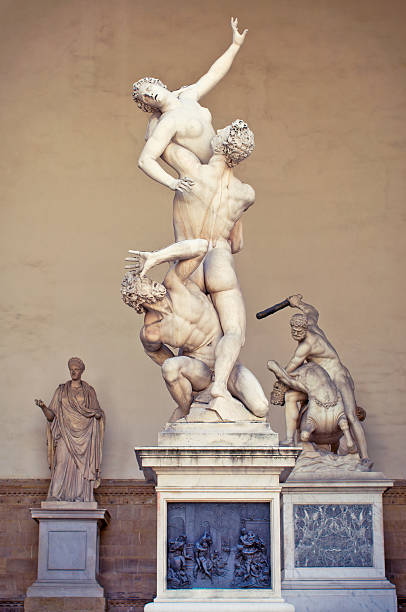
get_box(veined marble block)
[281,479,397,612]
[136,445,299,611]
[26,502,109,601]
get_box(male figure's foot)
[279,438,295,447]
[360,457,374,471]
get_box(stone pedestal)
[136,422,300,611]
[281,478,397,611]
[25,502,109,611]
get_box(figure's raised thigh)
[228,363,268,417]
[162,356,211,391]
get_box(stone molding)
[0,478,155,498]
[0,598,150,610]
[383,480,406,503]
[108,598,150,608]
[1,477,401,498]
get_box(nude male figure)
[121,238,268,422]
[282,294,371,467]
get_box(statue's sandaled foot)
[360,457,374,471]
[280,438,295,447]
[346,442,358,454]
[168,405,189,423]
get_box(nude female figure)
[132,17,247,193]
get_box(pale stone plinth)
[25,502,109,608]
[158,421,279,447]
[136,445,300,611]
[281,478,398,612]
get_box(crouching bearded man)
[121,238,269,422]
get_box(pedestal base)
[25,502,109,603]
[281,585,397,612]
[158,421,278,447]
[136,445,300,612]
[281,478,397,612]
[145,601,294,611]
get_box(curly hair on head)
[213,119,255,167]
[121,271,167,314]
[132,77,168,113]
[290,313,308,329]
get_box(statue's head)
[290,313,308,341]
[245,531,256,543]
[121,271,167,314]
[132,77,169,112]
[211,119,255,167]
[68,357,85,380]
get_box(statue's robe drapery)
[46,380,104,502]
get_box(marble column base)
[145,601,294,611]
[26,502,109,600]
[24,595,106,611]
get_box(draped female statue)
[35,357,105,502]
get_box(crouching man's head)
[121,271,167,314]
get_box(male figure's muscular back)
[162,142,255,246]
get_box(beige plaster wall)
[1,0,405,479]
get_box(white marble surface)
[282,588,397,612]
[158,421,278,447]
[280,479,397,611]
[136,445,300,608]
[282,479,392,582]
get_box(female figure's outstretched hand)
[231,17,248,47]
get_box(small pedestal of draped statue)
[25,358,109,612]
